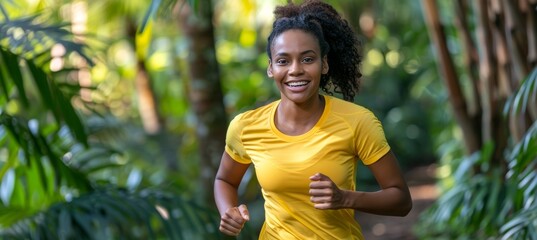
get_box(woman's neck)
[275,95,325,136]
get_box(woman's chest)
[244,134,357,193]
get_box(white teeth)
[287,81,308,87]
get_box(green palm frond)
[0,12,96,222]
[0,112,92,193]
[0,8,91,145]
[0,47,89,146]
[501,122,537,239]
[415,143,507,238]
[0,48,28,107]
[504,67,537,120]
[500,205,537,240]
[0,12,93,65]
[501,67,537,238]
[0,187,221,240]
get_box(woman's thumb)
[238,204,250,221]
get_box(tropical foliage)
[415,68,537,239]
[0,1,236,239]
[416,0,537,238]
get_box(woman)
[214,0,412,239]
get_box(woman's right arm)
[214,151,251,236]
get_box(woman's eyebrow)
[274,49,317,57]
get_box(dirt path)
[357,165,438,240]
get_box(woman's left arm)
[309,150,412,216]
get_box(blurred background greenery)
[0,0,535,239]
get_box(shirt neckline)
[270,95,331,142]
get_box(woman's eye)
[303,57,314,63]
[276,59,288,65]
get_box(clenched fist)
[309,173,346,209]
[219,204,250,236]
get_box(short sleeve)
[225,113,252,164]
[354,110,390,165]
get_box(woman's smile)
[285,80,311,92]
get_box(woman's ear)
[267,61,274,78]
[322,55,329,74]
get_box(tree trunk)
[176,1,228,205]
[421,0,482,154]
[126,19,178,171]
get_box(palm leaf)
[0,12,91,146]
[0,48,28,106]
[25,60,88,146]
[501,205,537,240]
[500,121,537,238]
[504,67,537,118]
[0,188,221,239]
[0,13,93,66]
[0,112,94,228]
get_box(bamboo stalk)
[454,0,482,116]
[420,0,481,154]
[474,0,496,143]
[490,0,514,98]
[503,0,529,83]
[524,0,537,121]
[524,0,537,66]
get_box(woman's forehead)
[271,29,320,54]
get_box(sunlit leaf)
[54,88,88,147]
[25,60,60,121]
[0,48,29,106]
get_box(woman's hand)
[219,204,250,236]
[309,173,347,209]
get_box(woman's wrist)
[341,190,358,209]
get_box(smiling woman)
[214,0,412,239]
[268,29,328,111]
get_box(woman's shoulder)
[230,100,279,123]
[325,95,383,130]
[326,95,372,115]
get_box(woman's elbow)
[397,192,413,216]
[400,198,413,216]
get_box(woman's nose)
[289,61,304,75]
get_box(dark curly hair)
[266,0,362,102]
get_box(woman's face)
[268,29,328,105]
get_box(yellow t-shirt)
[225,95,390,240]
